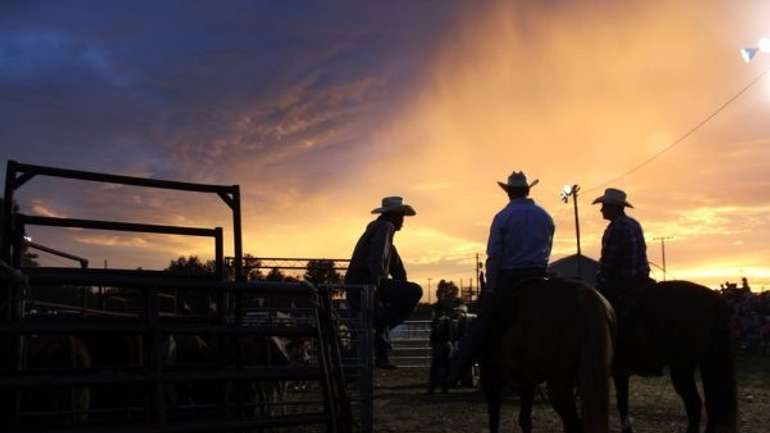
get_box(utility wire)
[585,69,770,193]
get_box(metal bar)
[25,300,138,318]
[243,257,351,263]
[361,284,374,433]
[311,283,338,433]
[232,187,243,282]
[213,227,224,326]
[145,283,165,424]
[19,214,217,237]
[0,321,319,337]
[11,161,235,195]
[2,160,16,264]
[25,241,88,268]
[26,267,219,281]
[24,268,316,294]
[232,186,244,332]
[214,227,223,280]
[252,265,349,270]
[572,186,583,279]
[216,191,233,208]
[320,284,353,431]
[14,172,36,189]
[4,413,330,433]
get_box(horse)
[482,277,616,433]
[611,280,737,433]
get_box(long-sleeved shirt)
[485,198,554,291]
[344,218,406,286]
[596,214,650,288]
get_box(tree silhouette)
[265,267,286,282]
[304,259,342,286]
[166,255,215,273]
[243,254,263,281]
[165,255,217,315]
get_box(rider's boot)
[374,329,398,370]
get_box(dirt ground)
[372,355,770,433]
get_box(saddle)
[481,274,550,344]
[611,277,656,320]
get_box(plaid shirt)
[597,214,650,289]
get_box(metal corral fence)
[227,257,375,433]
[2,273,352,433]
[323,284,374,433]
[0,161,355,433]
[390,321,432,368]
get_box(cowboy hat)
[371,196,416,216]
[592,188,634,208]
[497,170,539,192]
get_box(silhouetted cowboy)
[448,171,554,384]
[345,196,423,370]
[592,188,652,315]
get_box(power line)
[586,69,769,193]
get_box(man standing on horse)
[345,196,423,370]
[448,171,554,383]
[592,188,652,316]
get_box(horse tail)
[577,286,615,433]
[701,297,737,433]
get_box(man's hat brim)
[371,205,416,216]
[497,179,539,192]
[591,197,633,208]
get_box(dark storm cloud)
[1,0,462,223]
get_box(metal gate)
[225,257,375,433]
[0,161,355,433]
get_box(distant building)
[548,254,600,286]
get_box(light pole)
[561,184,583,279]
[652,236,673,281]
[427,277,432,304]
[475,253,481,298]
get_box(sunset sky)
[2,0,770,298]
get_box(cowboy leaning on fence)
[344,196,423,370]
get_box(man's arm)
[546,213,555,259]
[598,222,623,285]
[366,220,394,285]
[389,245,407,281]
[485,213,504,293]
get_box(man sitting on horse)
[592,188,653,317]
[345,196,423,370]
[448,171,554,384]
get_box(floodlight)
[23,235,32,242]
[759,37,770,53]
[741,47,759,63]
[561,184,575,203]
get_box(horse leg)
[547,381,581,433]
[517,385,535,433]
[480,363,502,433]
[701,301,738,433]
[613,375,633,433]
[670,364,702,433]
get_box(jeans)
[348,279,423,360]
